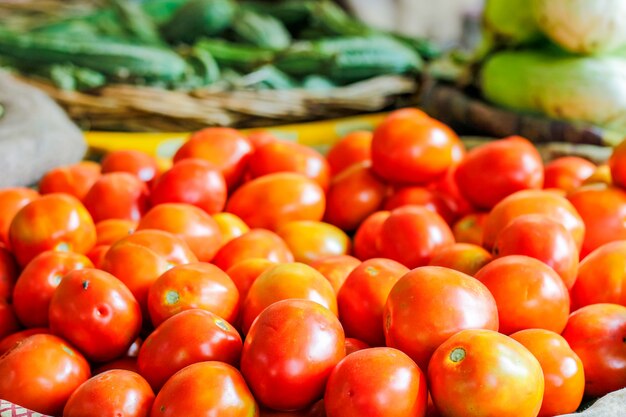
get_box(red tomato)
[138,309,242,391]
[371,113,464,184]
[561,303,626,397]
[12,250,93,328]
[352,210,390,260]
[226,172,326,231]
[428,164,474,220]
[150,158,228,214]
[101,149,159,185]
[87,244,109,269]
[337,258,409,346]
[384,266,498,370]
[83,172,150,222]
[212,229,294,271]
[93,357,140,375]
[137,203,222,262]
[325,347,427,417]
[378,206,454,269]
[63,370,154,417]
[344,338,369,355]
[101,229,197,312]
[241,262,337,334]
[95,219,136,246]
[510,329,585,417]
[0,299,19,340]
[383,186,457,225]
[324,161,387,231]
[428,329,544,417]
[0,327,49,355]
[151,361,258,417]
[571,240,626,309]
[427,243,492,276]
[49,268,142,362]
[452,212,488,246]
[493,214,579,289]
[0,334,90,416]
[609,138,626,189]
[544,156,596,193]
[0,246,18,301]
[248,141,331,190]
[475,255,570,335]
[226,258,277,303]
[309,255,361,294]
[38,161,101,200]
[482,190,585,251]
[9,193,96,266]
[241,299,345,411]
[260,400,326,417]
[455,136,544,209]
[212,212,250,244]
[326,130,372,176]
[276,221,351,264]
[0,187,39,248]
[385,107,431,122]
[147,262,239,327]
[568,184,626,257]
[173,127,253,189]
[247,131,279,150]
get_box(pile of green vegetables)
[0,0,439,91]
[479,0,626,136]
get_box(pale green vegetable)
[483,0,543,45]
[532,0,626,54]
[481,49,626,141]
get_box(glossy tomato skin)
[325,347,427,417]
[352,210,390,260]
[63,370,155,417]
[609,138,626,189]
[9,193,96,266]
[309,255,361,294]
[571,241,626,309]
[0,246,18,301]
[12,250,93,328]
[561,303,626,397]
[173,127,253,189]
[248,141,331,190]
[137,203,222,262]
[38,161,101,200]
[427,243,492,276]
[482,190,585,251]
[384,266,499,370]
[383,186,457,225]
[0,327,49,355]
[225,258,277,302]
[83,172,150,222]
[378,206,455,269]
[241,299,345,411]
[150,158,227,214]
[344,337,369,355]
[246,131,279,150]
[276,221,350,264]
[324,161,387,232]
[49,268,142,363]
[474,255,570,335]
[0,187,39,248]
[455,136,544,209]
[568,184,626,257]
[0,299,19,340]
[151,361,258,417]
[337,258,409,346]
[0,334,90,416]
[212,229,294,271]
[428,329,544,417]
[510,329,585,417]
[101,149,159,185]
[95,219,136,246]
[213,212,249,244]
[371,113,464,184]
[241,262,337,334]
[493,214,579,289]
[452,212,488,246]
[138,309,242,391]
[326,130,372,176]
[226,172,326,231]
[147,262,239,327]
[544,156,596,193]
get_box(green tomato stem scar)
[450,347,466,363]
[165,290,180,305]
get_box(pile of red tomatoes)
[0,108,625,417]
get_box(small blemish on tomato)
[450,347,466,363]
[82,280,89,290]
[165,290,180,305]
[364,266,378,276]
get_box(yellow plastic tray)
[84,113,389,159]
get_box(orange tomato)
[226,172,325,231]
[212,229,294,271]
[0,246,18,301]
[544,156,596,193]
[9,193,96,266]
[384,266,498,370]
[0,187,39,248]
[276,220,350,264]
[0,299,19,341]
[582,163,612,186]
[475,255,570,334]
[344,337,369,355]
[0,327,50,355]
[225,258,277,303]
[609,138,626,189]
[95,219,136,246]
[352,210,390,260]
[452,212,488,246]
[100,149,159,185]
[325,130,372,176]
[427,243,492,276]
[309,255,361,294]
[246,131,279,149]
[510,329,585,417]
[428,329,544,417]
[383,186,457,225]
[86,244,110,269]
[38,161,101,200]
[212,212,250,245]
